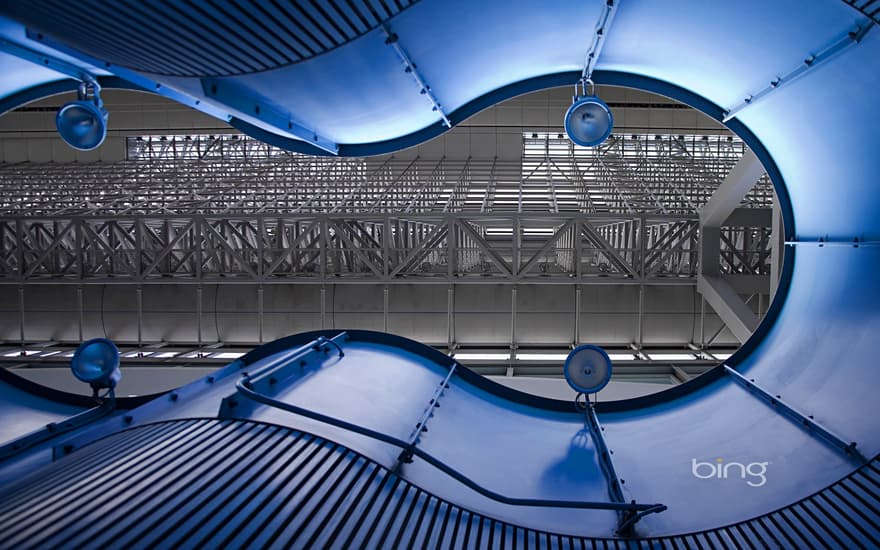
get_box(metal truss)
[520,132,773,215]
[0,131,773,284]
[0,132,772,218]
[0,212,769,284]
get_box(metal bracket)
[219,332,348,417]
[0,37,100,93]
[725,365,866,463]
[381,24,452,128]
[201,79,338,154]
[581,0,620,83]
[0,393,115,462]
[396,362,458,467]
[785,237,880,248]
[724,22,873,122]
[578,396,643,536]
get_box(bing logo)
[692,457,769,487]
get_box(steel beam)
[697,275,758,343]
[700,150,764,228]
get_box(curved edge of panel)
[0,366,160,410]
[0,70,795,415]
[0,76,147,116]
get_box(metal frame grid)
[0,133,773,285]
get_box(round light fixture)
[71,338,121,389]
[56,81,108,151]
[564,95,613,148]
[564,344,613,394]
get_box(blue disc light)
[564,96,614,147]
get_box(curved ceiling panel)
[0,0,421,77]
[0,0,879,542]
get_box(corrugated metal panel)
[0,418,878,549]
[0,0,420,77]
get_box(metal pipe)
[234,377,666,519]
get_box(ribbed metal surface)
[0,419,878,549]
[2,0,419,77]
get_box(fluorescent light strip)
[515,353,568,361]
[452,353,510,361]
[643,353,698,361]
[212,352,245,359]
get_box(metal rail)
[724,365,866,462]
[396,363,457,467]
[234,377,666,526]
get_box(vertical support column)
[574,285,582,347]
[638,215,647,283]
[699,296,706,349]
[447,286,455,352]
[319,218,328,284]
[136,286,143,351]
[510,286,518,356]
[18,286,24,349]
[636,284,645,349]
[196,285,203,352]
[135,218,144,280]
[383,286,390,333]
[513,216,521,278]
[77,285,84,342]
[447,217,456,281]
[384,218,391,280]
[320,286,327,329]
[699,226,721,276]
[698,150,763,343]
[257,285,264,344]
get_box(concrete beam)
[698,275,758,343]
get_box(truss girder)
[0,213,770,285]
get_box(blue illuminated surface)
[0,0,878,538]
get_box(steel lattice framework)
[0,133,773,285]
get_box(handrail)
[234,377,667,522]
